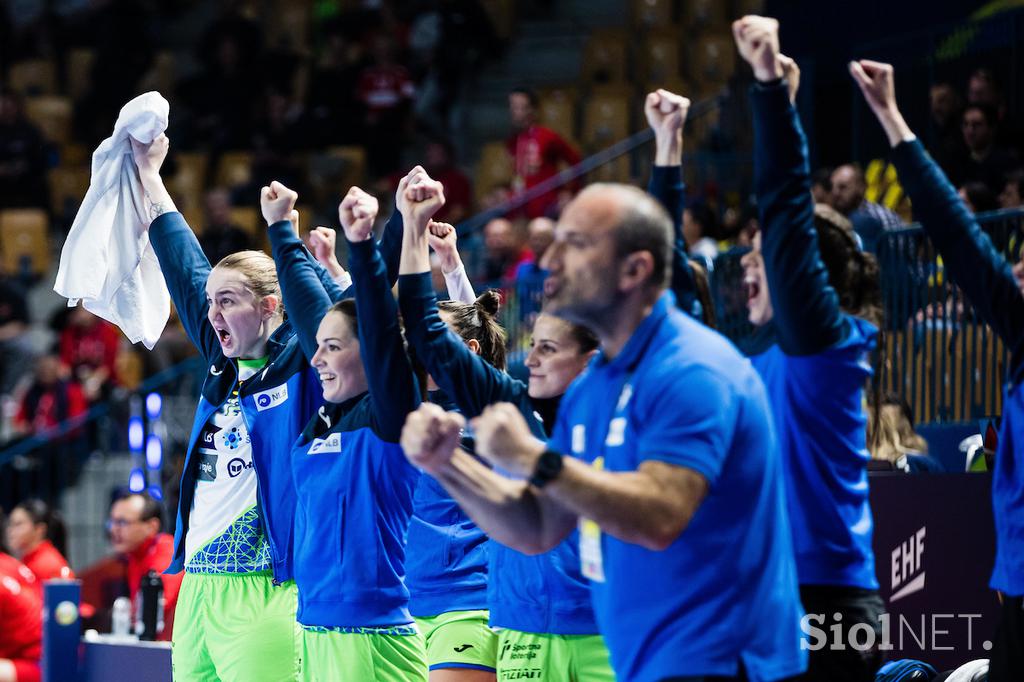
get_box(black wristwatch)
[529,449,564,488]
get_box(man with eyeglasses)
[89,492,181,640]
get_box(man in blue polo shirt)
[401,182,806,682]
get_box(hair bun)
[475,290,503,317]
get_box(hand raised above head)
[644,89,690,138]
[732,15,783,82]
[260,180,299,227]
[338,186,379,243]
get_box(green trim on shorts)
[172,573,300,682]
[496,629,614,681]
[415,609,497,672]
[299,627,428,681]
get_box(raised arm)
[341,186,421,441]
[851,59,1024,351]
[427,220,477,303]
[132,135,219,359]
[263,182,332,360]
[644,89,703,320]
[736,16,846,355]
[401,403,577,554]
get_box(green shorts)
[171,571,300,682]
[299,625,428,681]
[496,629,614,682]
[414,610,497,672]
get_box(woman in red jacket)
[5,500,73,583]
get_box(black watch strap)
[529,449,564,489]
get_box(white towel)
[53,91,170,349]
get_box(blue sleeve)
[751,80,846,355]
[268,220,332,361]
[333,210,404,301]
[398,272,521,419]
[890,139,1024,354]
[634,364,735,485]
[348,238,421,442]
[148,212,219,359]
[647,165,701,320]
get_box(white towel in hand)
[54,91,170,349]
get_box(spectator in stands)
[514,217,556,319]
[0,87,48,210]
[967,67,1024,154]
[306,17,367,147]
[950,103,1019,195]
[830,163,903,253]
[811,167,832,204]
[357,34,415,177]
[506,87,581,218]
[0,272,36,395]
[106,492,181,640]
[683,202,720,261]
[1001,168,1024,209]
[869,395,942,473]
[5,499,73,582]
[58,305,120,403]
[198,189,253,266]
[480,217,531,285]
[928,82,966,174]
[423,138,473,223]
[0,550,41,682]
[959,181,999,214]
[13,352,87,439]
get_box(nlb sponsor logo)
[254,384,289,411]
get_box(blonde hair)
[869,400,928,463]
[214,251,284,318]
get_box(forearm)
[653,130,682,167]
[138,172,178,227]
[443,263,477,303]
[877,107,916,148]
[399,214,431,275]
[269,221,332,358]
[434,449,552,554]
[545,457,695,551]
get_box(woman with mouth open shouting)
[132,134,325,682]
[264,176,431,681]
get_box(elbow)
[637,517,689,552]
[515,534,560,556]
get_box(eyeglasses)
[105,518,145,531]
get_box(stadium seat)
[0,209,50,274]
[61,143,90,165]
[537,87,579,144]
[475,142,514,202]
[169,152,210,220]
[640,31,682,89]
[324,146,367,193]
[692,33,737,88]
[479,0,517,40]
[229,207,262,241]
[589,155,632,184]
[582,30,629,85]
[632,0,676,29]
[24,96,74,145]
[48,166,91,217]
[583,91,631,150]
[138,51,177,97]
[8,59,57,96]
[683,0,728,30]
[66,48,96,100]
[215,152,254,189]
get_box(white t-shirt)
[185,360,272,573]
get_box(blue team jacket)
[149,212,325,581]
[399,272,598,634]
[748,81,878,589]
[890,139,1024,597]
[270,221,422,626]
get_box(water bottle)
[111,597,131,637]
[134,570,164,641]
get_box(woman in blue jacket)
[734,17,884,681]
[264,180,430,681]
[132,136,321,682]
[851,57,1024,682]
[396,169,613,682]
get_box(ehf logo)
[254,384,289,412]
[227,457,253,478]
[891,526,926,602]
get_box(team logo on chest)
[253,383,289,412]
[308,433,343,454]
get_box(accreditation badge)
[579,456,606,583]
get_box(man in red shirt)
[506,87,581,218]
[86,492,181,640]
[0,552,42,682]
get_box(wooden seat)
[537,87,578,144]
[582,91,631,149]
[215,152,254,189]
[632,0,676,29]
[475,141,513,202]
[9,59,57,96]
[48,166,91,216]
[229,207,262,239]
[683,0,728,30]
[0,209,50,274]
[66,48,96,100]
[640,31,682,89]
[691,33,737,88]
[24,96,74,145]
[169,152,210,218]
[582,30,629,85]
